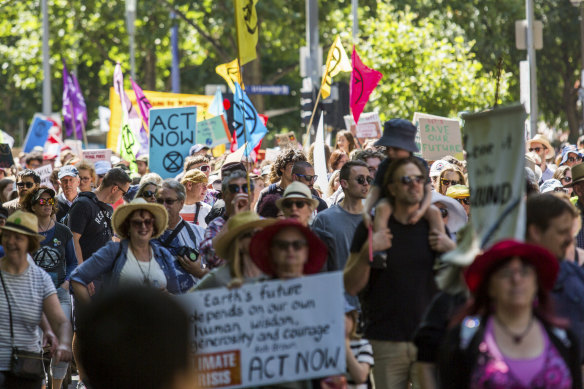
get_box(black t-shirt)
[350,216,438,341]
[68,192,113,261]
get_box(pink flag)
[350,48,383,124]
[130,77,152,128]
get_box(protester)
[0,211,72,389]
[180,169,211,227]
[353,149,384,179]
[76,161,96,192]
[135,155,149,177]
[540,179,567,194]
[565,163,584,249]
[327,170,341,199]
[135,180,160,203]
[431,191,468,241]
[24,152,43,170]
[345,157,453,389]
[439,240,581,388]
[23,187,77,389]
[76,286,195,389]
[329,149,349,172]
[68,167,131,267]
[56,165,80,222]
[93,161,111,188]
[308,142,332,173]
[291,160,327,212]
[196,211,275,290]
[435,165,465,195]
[200,170,252,270]
[257,194,284,219]
[554,165,573,196]
[276,181,318,227]
[70,198,178,301]
[559,144,583,168]
[335,130,357,155]
[445,184,471,216]
[3,169,40,215]
[527,134,555,181]
[345,302,374,389]
[190,144,210,157]
[0,178,15,204]
[250,173,265,211]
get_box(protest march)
[4,1,584,389]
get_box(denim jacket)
[70,239,180,294]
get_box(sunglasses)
[441,179,460,186]
[439,208,448,218]
[37,198,55,206]
[197,165,210,172]
[296,174,318,182]
[562,176,572,183]
[142,190,157,198]
[157,198,179,205]
[282,200,308,209]
[130,218,154,229]
[354,175,373,186]
[271,239,308,251]
[228,184,253,194]
[400,175,425,185]
[567,156,582,163]
[554,187,569,194]
[116,185,128,196]
[16,182,34,189]
[528,147,547,153]
[457,197,470,206]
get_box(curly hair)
[352,149,385,163]
[22,186,58,217]
[184,155,210,172]
[268,148,307,184]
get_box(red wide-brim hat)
[464,239,559,294]
[249,219,328,277]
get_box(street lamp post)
[42,0,51,115]
[126,0,137,80]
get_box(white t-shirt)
[180,202,211,228]
[119,247,167,290]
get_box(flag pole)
[304,84,323,146]
[80,118,89,147]
[68,101,78,142]
[234,0,252,196]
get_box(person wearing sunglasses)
[526,134,556,182]
[446,184,471,216]
[275,182,318,227]
[180,169,211,227]
[2,169,40,216]
[136,180,160,204]
[291,161,328,213]
[554,165,573,196]
[22,187,78,389]
[436,166,466,196]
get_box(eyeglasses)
[16,182,34,189]
[441,179,460,187]
[282,200,308,209]
[495,264,534,280]
[439,208,448,218]
[157,198,179,205]
[271,239,308,251]
[116,185,128,196]
[562,176,572,183]
[528,147,547,153]
[130,218,154,229]
[400,175,425,185]
[80,176,92,182]
[457,197,470,206]
[567,156,582,163]
[197,165,210,172]
[228,184,253,194]
[354,175,373,186]
[36,198,55,206]
[554,187,569,194]
[296,174,318,183]
[141,190,157,198]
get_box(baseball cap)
[58,165,79,180]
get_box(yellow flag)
[321,36,352,99]
[234,0,259,65]
[216,59,244,92]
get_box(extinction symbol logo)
[163,151,183,173]
[233,100,258,139]
[242,0,258,35]
[352,68,364,104]
[121,125,135,156]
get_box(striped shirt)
[0,261,56,371]
[348,338,374,389]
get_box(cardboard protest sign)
[82,149,112,163]
[149,106,197,179]
[108,89,214,151]
[196,115,231,148]
[412,112,444,158]
[64,140,83,158]
[343,112,382,145]
[417,117,463,161]
[462,104,526,248]
[177,272,345,389]
[24,116,53,153]
[34,164,54,190]
[0,144,14,168]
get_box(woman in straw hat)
[70,198,179,303]
[439,240,581,388]
[0,211,72,389]
[22,187,77,389]
[195,211,275,290]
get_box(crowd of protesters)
[3,119,584,389]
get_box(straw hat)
[275,182,319,210]
[112,198,168,239]
[526,134,554,158]
[214,211,276,260]
[0,211,45,242]
[565,163,584,187]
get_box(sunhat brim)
[215,218,277,260]
[112,202,168,239]
[0,223,45,242]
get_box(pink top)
[470,317,572,389]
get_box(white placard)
[82,149,112,163]
[177,272,345,389]
[343,112,382,140]
[34,164,54,190]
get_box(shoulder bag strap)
[0,270,15,348]
[162,220,186,248]
[194,203,202,225]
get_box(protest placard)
[417,117,463,161]
[82,149,112,163]
[177,272,345,389]
[462,104,526,248]
[343,112,382,145]
[196,115,231,148]
[149,106,197,179]
[34,164,54,190]
[64,140,83,158]
[24,116,53,153]
[0,144,14,168]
